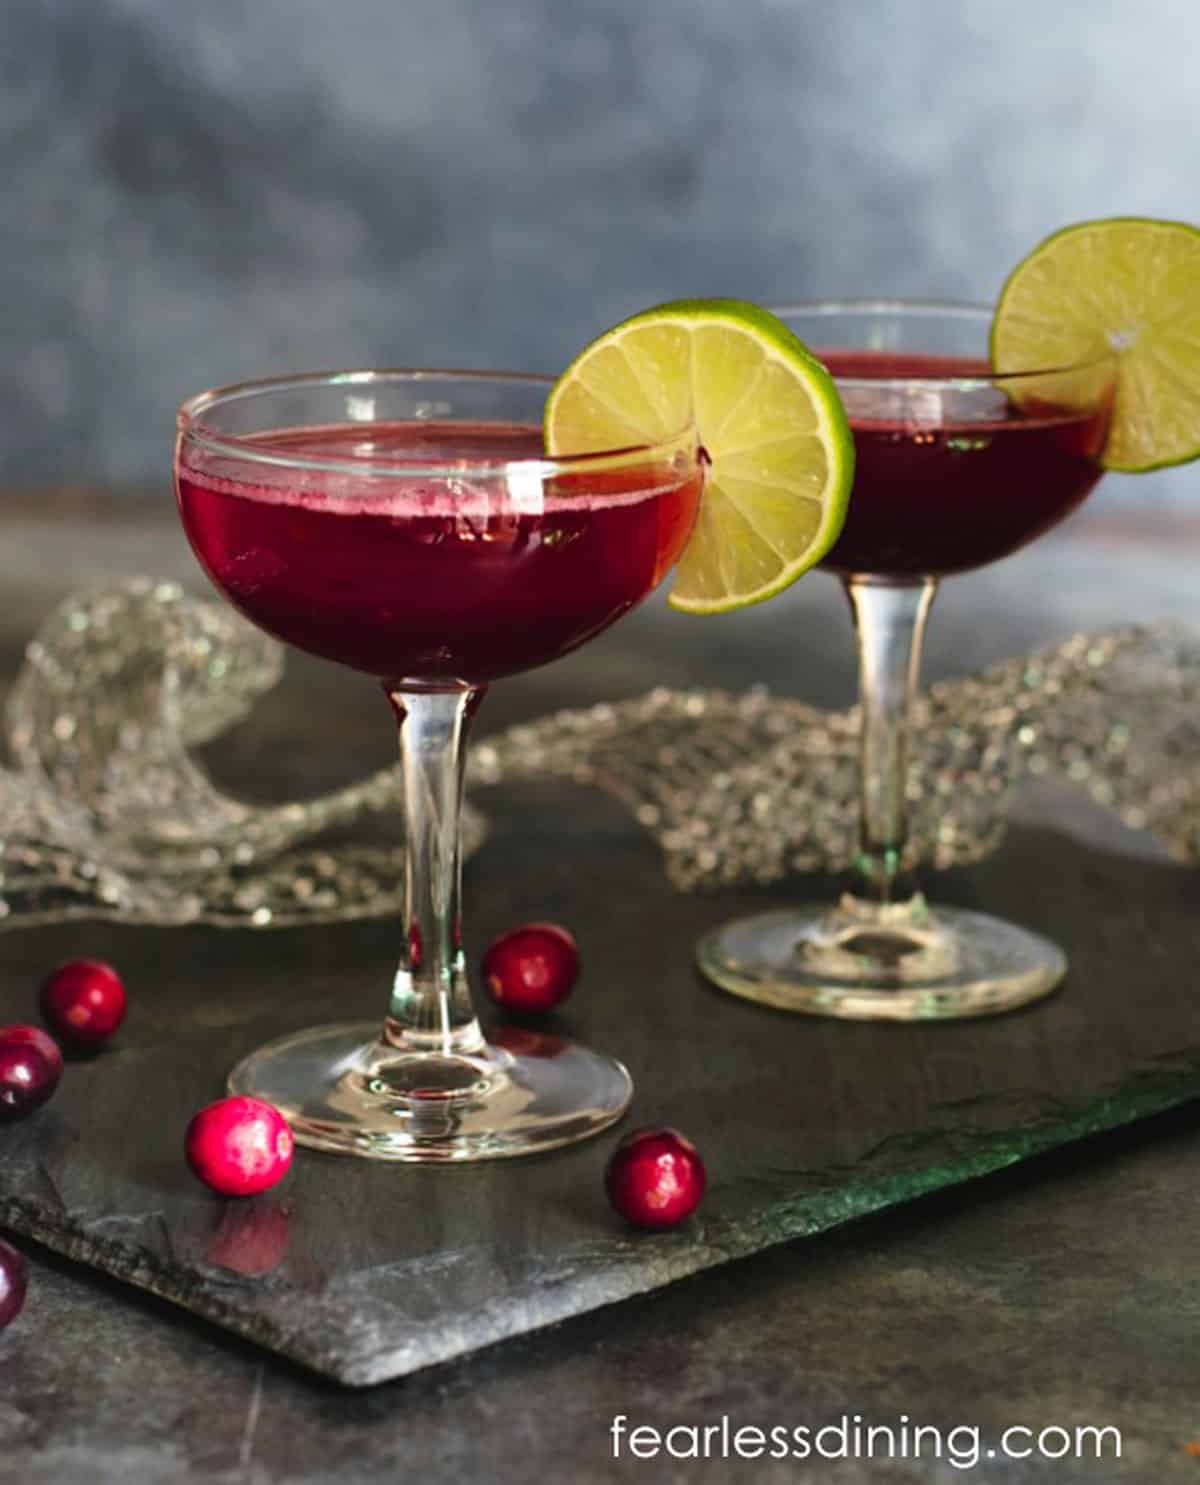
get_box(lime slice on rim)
[991,216,1200,472]
[545,298,854,614]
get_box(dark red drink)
[177,422,702,683]
[818,351,1109,578]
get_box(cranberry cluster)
[1,958,127,1122]
[0,917,710,1336]
[0,958,128,1328]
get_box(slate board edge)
[3,1063,1199,1387]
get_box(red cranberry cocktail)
[818,350,1108,578]
[176,371,702,1161]
[179,422,699,683]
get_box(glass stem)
[382,684,487,1059]
[843,577,937,905]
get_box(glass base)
[228,1021,632,1161]
[696,894,1066,1021]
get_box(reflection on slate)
[1,805,1198,1386]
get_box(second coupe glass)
[698,302,1115,1021]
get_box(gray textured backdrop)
[3,0,1197,509]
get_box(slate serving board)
[2,787,1199,1386]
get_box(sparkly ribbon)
[0,579,1195,927]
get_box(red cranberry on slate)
[0,1026,62,1121]
[0,1025,64,1078]
[482,922,579,1013]
[605,1126,707,1230]
[185,1097,294,1197]
[41,959,127,1046]
[0,1239,28,1329]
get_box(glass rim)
[768,298,1118,386]
[176,367,698,479]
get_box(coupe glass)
[176,370,703,1159]
[698,302,1115,1020]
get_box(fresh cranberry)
[0,1025,62,1121]
[482,922,579,1013]
[605,1126,707,1230]
[185,1096,294,1197]
[40,959,126,1046]
[0,1239,27,1328]
[0,1025,64,1078]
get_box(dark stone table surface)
[2,493,1200,1481]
